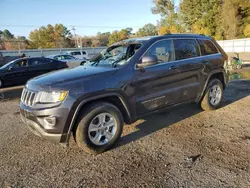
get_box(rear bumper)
[20,110,62,143]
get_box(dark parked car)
[0,52,20,67]
[0,57,68,88]
[20,34,228,154]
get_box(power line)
[0,24,142,28]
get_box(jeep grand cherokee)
[20,34,228,154]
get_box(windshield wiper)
[111,58,123,68]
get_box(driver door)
[133,39,183,115]
[4,59,29,85]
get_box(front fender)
[61,92,131,144]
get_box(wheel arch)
[197,70,227,103]
[64,93,132,143]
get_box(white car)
[66,50,89,60]
[47,54,87,68]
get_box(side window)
[174,39,200,60]
[144,40,174,63]
[39,58,52,64]
[55,55,62,60]
[71,51,81,55]
[28,58,40,66]
[82,51,87,55]
[13,59,28,68]
[198,39,218,55]
[65,55,74,59]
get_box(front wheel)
[200,79,224,111]
[74,102,124,155]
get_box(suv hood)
[28,66,117,90]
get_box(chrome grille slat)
[21,88,37,107]
[25,92,30,105]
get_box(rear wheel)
[74,102,124,155]
[237,64,242,69]
[200,79,224,111]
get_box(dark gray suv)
[20,34,228,154]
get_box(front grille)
[21,88,37,107]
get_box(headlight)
[38,91,68,103]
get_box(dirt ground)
[0,69,250,187]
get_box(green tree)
[3,29,14,39]
[180,0,222,37]
[152,0,183,33]
[29,24,73,48]
[108,31,120,45]
[108,29,131,45]
[221,0,250,39]
[136,23,158,37]
[244,24,250,37]
[96,32,111,46]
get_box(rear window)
[174,39,200,60]
[71,51,81,55]
[198,39,218,55]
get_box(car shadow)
[116,79,250,149]
[0,86,23,101]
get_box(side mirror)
[8,67,13,71]
[137,55,158,69]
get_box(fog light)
[44,117,56,126]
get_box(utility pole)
[72,26,77,48]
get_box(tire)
[74,102,124,155]
[0,79,3,88]
[237,64,242,69]
[200,79,224,111]
[80,61,86,66]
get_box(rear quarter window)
[198,39,219,55]
[173,39,200,60]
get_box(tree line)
[1,0,250,50]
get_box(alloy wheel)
[88,113,117,146]
[209,85,222,106]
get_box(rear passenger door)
[27,58,52,79]
[173,39,203,102]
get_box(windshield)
[87,43,142,68]
[0,59,17,69]
[87,45,128,67]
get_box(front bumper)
[20,112,62,143]
[19,98,75,144]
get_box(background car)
[65,50,89,60]
[0,57,68,88]
[47,54,87,68]
[0,52,20,67]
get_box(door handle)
[169,65,178,70]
